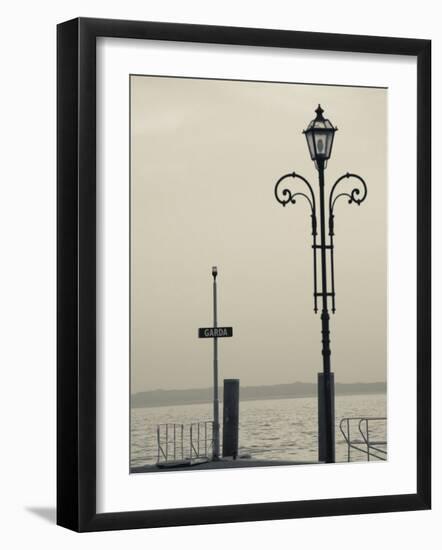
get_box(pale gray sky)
[130,76,387,392]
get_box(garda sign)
[198,327,233,338]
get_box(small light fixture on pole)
[274,105,368,464]
[212,265,220,460]
[198,266,233,462]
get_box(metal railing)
[156,423,185,464]
[156,421,214,465]
[190,421,214,461]
[339,417,387,462]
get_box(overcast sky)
[130,75,387,393]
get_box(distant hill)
[131,381,386,408]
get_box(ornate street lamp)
[274,105,367,463]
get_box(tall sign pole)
[212,266,220,460]
[198,267,233,461]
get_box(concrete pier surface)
[131,457,319,473]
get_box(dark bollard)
[222,379,240,459]
[318,372,335,463]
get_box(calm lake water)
[131,393,387,467]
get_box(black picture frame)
[57,17,431,532]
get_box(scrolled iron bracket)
[274,171,319,312]
[328,172,367,238]
[274,172,317,232]
[327,172,367,314]
[329,172,368,216]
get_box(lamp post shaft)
[317,159,335,463]
[212,273,220,460]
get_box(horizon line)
[132,380,387,395]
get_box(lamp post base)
[318,371,335,463]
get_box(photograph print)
[129,75,387,473]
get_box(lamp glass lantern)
[303,105,337,169]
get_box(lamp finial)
[315,104,325,119]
